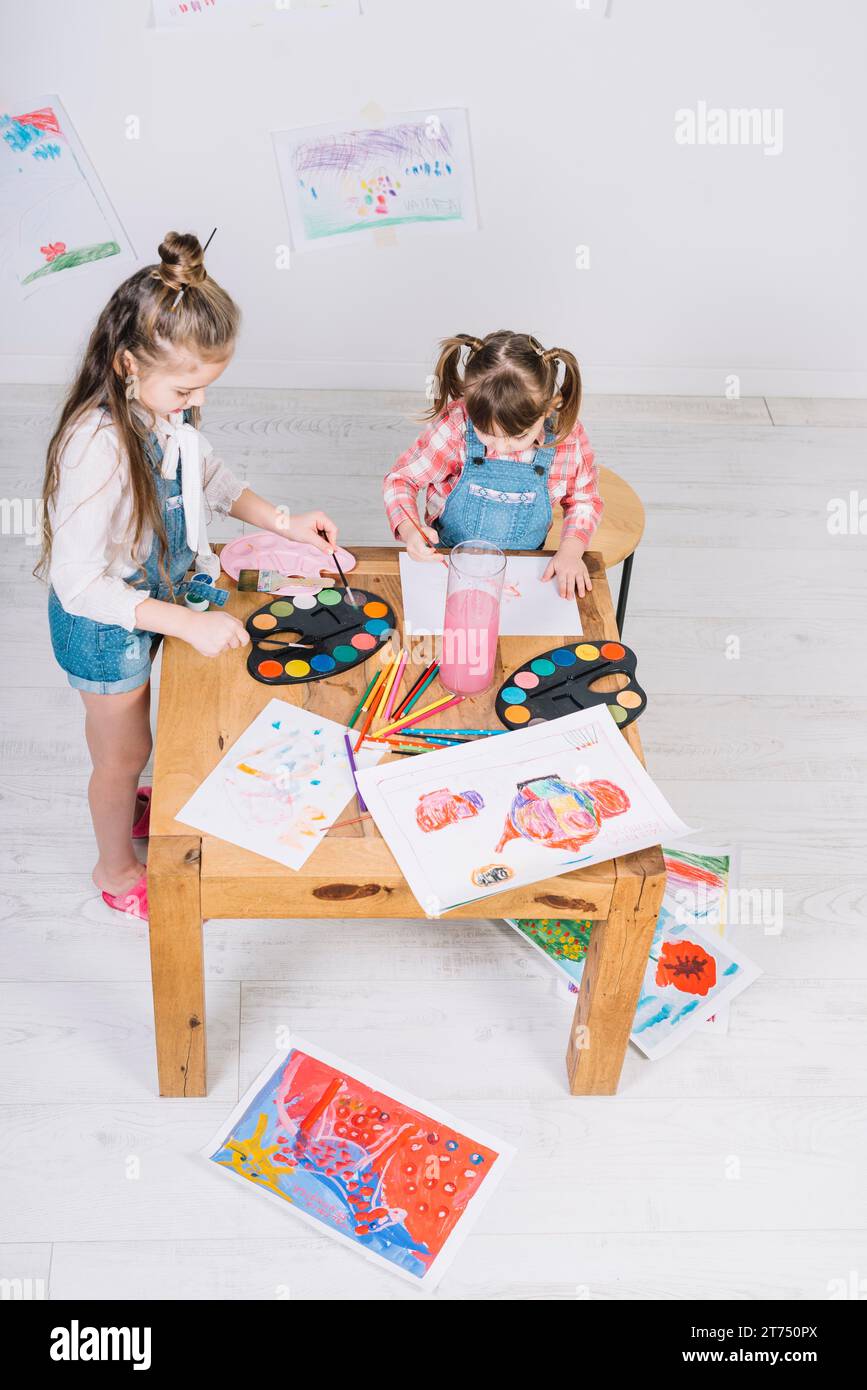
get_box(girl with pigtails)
[383,331,603,599]
[39,231,338,920]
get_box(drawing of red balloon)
[495,775,629,854]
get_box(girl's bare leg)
[80,682,153,896]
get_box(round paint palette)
[245,588,396,686]
[495,640,647,730]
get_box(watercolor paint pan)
[245,587,396,686]
[495,640,647,730]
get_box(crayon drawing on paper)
[0,96,132,295]
[201,1042,513,1288]
[273,109,478,250]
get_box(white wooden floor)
[1,386,866,1301]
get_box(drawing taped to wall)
[151,0,360,29]
[201,1039,514,1288]
[273,108,478,250]
[0,95,133,296]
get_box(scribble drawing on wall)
[273,109,478,250]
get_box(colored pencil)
[353,659,394,752]
[401,727,503,737]
[391,660,438,719]
[398,502,435,551]
[373,693,465,741]
[347,670,380,729]
[382,650,408,723]
[331,550,358,607]
[400,666,440,716]
[374,652,403,730]
[343,733,366,813]
[319,811,371,832]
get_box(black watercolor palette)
[245,586,396,686]
[495,639,647,730]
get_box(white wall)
[1,0,865,395]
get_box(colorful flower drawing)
[655,938,717,995]
[505,917,593,987]
[202,1043,512,1287]
[495,774,630,854]
[415,787,484,833]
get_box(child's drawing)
[503,917,593,987]
[630,905,760,1060]
[201,1040,514,1288]
[273,109,477,250]
[178,699,384,870]
[495,775,630,854]
[152,0,360,31]
[415,787,484,833]
[356,709,691,913]
[0,96,132,296]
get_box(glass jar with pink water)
[438,540,506,696]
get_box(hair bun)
[155,231,207,293]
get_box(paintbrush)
[237,568,321,594]
[330,551,358,607]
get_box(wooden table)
[149,547,665,1098]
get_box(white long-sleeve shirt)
[48,408,247,630]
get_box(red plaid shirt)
[383,399,602,547]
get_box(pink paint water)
[439,589,501,695]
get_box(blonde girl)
[40,231,338,920]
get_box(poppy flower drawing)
[655,939,717,996]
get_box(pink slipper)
[132,786,152,839]
[102,872,148,922]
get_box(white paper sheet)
[200,1037,514,1290]
[272,108,478,251]
[0,95,133,297]
[356,707,692,914]
[177,699,384,870]
[399,553,582,638]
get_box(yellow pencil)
[373,650,404,730]
[353,660,393,752]
[373,691,465,740]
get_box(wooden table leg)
[566,847,666,1095]
[147,834,206,1097]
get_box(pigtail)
[425,333,484,420]
[544,346,582,445]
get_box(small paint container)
[184,591,210,612]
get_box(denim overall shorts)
[48,429,195,695]
[434,416,556,550]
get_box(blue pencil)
[400,727,504,738]
[343,732,366,813]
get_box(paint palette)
[495,640,647,729]
[246,587,396,686]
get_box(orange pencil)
[352,661,389,750]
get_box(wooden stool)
[546,466,645,635]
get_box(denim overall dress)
[434,417,556,550]
[48,424,195,695]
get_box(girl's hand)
[397,518,445,563]
[284,510,338,554]
[541,541,592,600]
[182,610,251,658]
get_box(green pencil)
[401,667,440,716]
[347,670,379,729]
